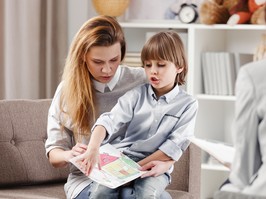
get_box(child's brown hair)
[141,31,188,85]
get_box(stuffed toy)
[199,0,230,24]
[250,3,266,24]
[227,0,265,24]
[199,0,266,25]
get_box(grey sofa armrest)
[167,143,201,199]
[214,191,266,199]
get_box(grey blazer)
[222,59,266,196]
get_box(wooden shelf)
[120,21,265,30]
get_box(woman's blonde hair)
[60,15,126,139]
[141,31,188,85]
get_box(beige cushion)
[0,183,65,199]
[0,99,68,186]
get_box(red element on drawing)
[99,153,119,166]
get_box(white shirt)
[93,65,121,93]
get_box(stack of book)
[123,52,142,67]
[201,52,253,95]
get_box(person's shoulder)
[240,59,266,82]
[127,82,149,94]
[51,81,64,100]
[241,59,266,74]
[179,88,198,106]
[120,65,145,76]
[119,65,146,84]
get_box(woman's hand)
[48,143,86,168]
[140,160,174,178]
[70,143,87,158]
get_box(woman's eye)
[94,61,103,64]
[111,59,118,62]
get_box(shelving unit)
[120,21,266,199]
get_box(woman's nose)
[102,64,111,74]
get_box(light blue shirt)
[93,83,198,161]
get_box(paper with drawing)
[69,143,146,189]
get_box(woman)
[219,59,266,196]
[45,15,173,199]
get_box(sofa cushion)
[168,190,194,199]
[0,182,65,199]
[0,99,68,186]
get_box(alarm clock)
[178,3,198,24]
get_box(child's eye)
[144,64,152,67]
[158,63,165,67]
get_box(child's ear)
[177,67,183,73]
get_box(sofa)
[0,99,201,199]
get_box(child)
[82,31,198,199]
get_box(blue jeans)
[75,174,170,199]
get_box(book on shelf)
[189,137,235,169]
[210,52,219,95]
[123,52,142,67]
[202,52,215,95]
[69,143,146,189]
[223,52,236,95]
[201,52,210,94]
[217,52,229,95]
[201,51,254,96]
[234,53,254,74]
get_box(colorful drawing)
[69,143,146,189]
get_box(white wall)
[67,0,97,47]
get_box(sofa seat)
[0,182,65,199]
[168,190,194,199]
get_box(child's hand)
[81,147,100,176]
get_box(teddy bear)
[250,2,266,24]
[199,0,266,25]
[227,0,266,25]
